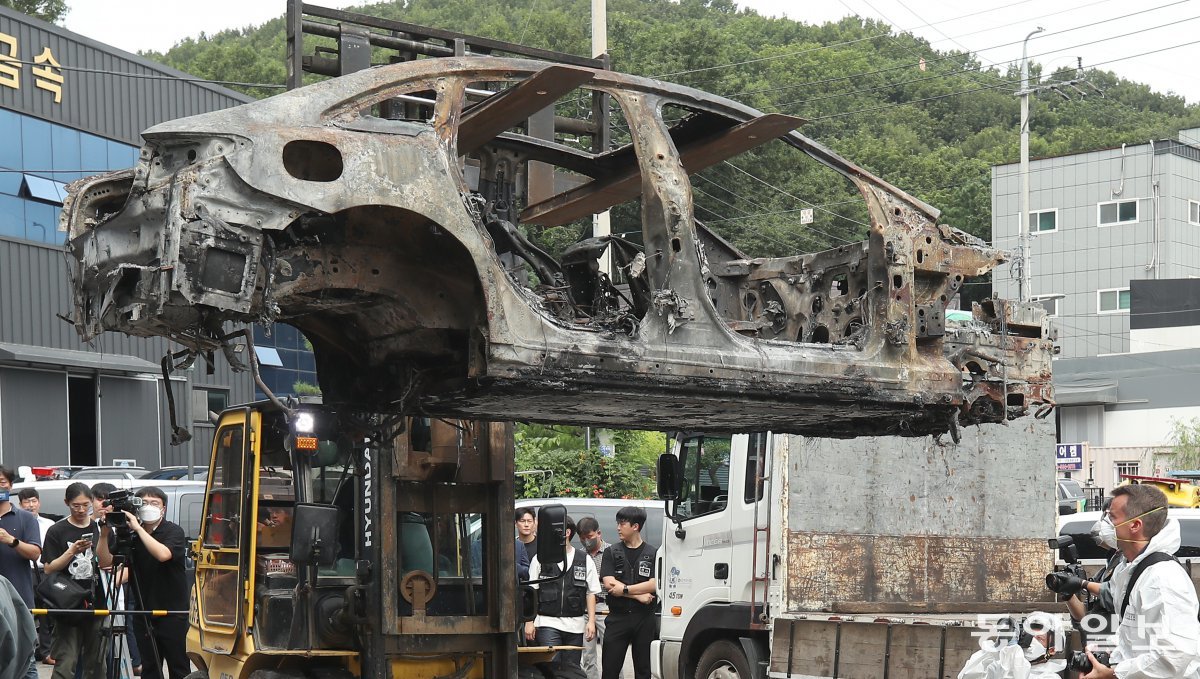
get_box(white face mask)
[137,505,162,524]
[1092,518,1118,550]
[1023,638,1048,663]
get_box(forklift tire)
[541,663,587,679]
[695,639,753,679]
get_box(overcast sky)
[62,0,1200,103]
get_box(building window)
[1098,199,1138,226]
[1115,461,1140,485]
[192,387,229,423]
[1029,208,1057,233]
[1190,200,1200,226]
[1031,294,1063,317]
[1097,287,1131,314]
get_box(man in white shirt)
[525,515,600,668]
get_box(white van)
[1057,508,1200,570]
[14,478,207,541]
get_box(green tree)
[149,0,1200,266]
[1163,417,1200,472]
[515,424,656,499]
[0,0,67,23]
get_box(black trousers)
[133,614,189,679]
[601,609,656,679]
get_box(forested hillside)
[147,0,1200,257]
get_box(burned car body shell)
[63,57,1053,436]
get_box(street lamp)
[1018,26,1044,303]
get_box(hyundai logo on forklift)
[362,448,373,548]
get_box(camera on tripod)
[103,489,143,528]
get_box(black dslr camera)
[103,489,144,528]
[1045,535,1089,596]
[1067,650,1111,673]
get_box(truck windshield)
[675,435,732,520]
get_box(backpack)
[1118,552,1200,623]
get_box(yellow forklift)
[186,400,574,679]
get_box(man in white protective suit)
[958,611,1067,679]
[1075,484,1200,679]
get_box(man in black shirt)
[41,482,105,679]
[516,507,538,562]
[97,486,189,679]
[599,506,658,679]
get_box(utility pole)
[1018,26,1044,304]
[592,0,612,276]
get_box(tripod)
[100,539,162,679]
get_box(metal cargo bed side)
[770,418,1060,678]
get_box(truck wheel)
[542,663,587,679]
[695,639,752,679]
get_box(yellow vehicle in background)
[1117,474,1200,508]
[187,401,573,679]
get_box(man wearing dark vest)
[600,506,658,679]
[525,515,600,667]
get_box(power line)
[655,0,1109,81]
[794,36,1200,121]
[720,160,868,239]
[728,0,1191,102]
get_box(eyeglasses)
[68,503,91,511]
[141,499,164,508]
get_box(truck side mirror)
[291,503,341,566]
[535,504,567,568]
[657,453,681,500]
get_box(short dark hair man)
[600,506,657,679]
[17,486,55,662]
[1076,484,1200,678]
[516,507,538,562]
[576,516,611,679]
[524,515,600,667]
[0,465,42,607]
[41,483,106,679]
[97,486,189,679]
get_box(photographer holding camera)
[96,487,189,679]
[1047,485,1200,678]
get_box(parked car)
[18,465,85,482]
[516,497,665,547]
[1057,478,1087,516]
[140,466,207,481]
[67,466,147,482]
[1057,509,1200,567]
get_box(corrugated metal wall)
[0,237,256,469]
[0,7,256,470]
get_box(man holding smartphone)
[42,482,106,679]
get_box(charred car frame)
[63,57,1053,436]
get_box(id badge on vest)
[639,560,652,579]
[574,563,587,581]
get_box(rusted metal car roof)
[63,57,1053,436]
